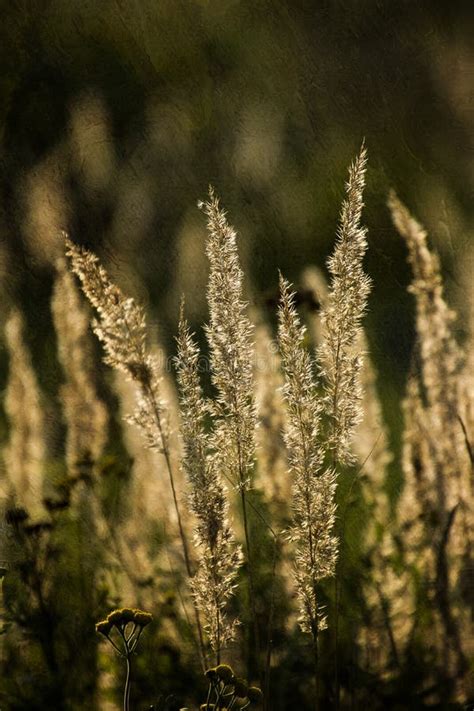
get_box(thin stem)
[115,625,132,711]
[161,519,217,675]
[129,626,143,653]
[457,413,474,468]
[143,381,208,671]
[143,381,192,571]
[334,434,382,709]
[239,483,261,673]
[214,681,224,707]
[312,626,320,711]
[222,466,279,703]
[106,632,125,657]
[263,535,279,711]
[205,681,214,711]
[121,313,208,671]
[334,576,340,711]
[124,654,131,711]
[230,392,260,680]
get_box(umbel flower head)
[95,608,152,661]
[96,608,152,711]
[96,607,152,636]
[203,663,263,708]
[95,619,112,636]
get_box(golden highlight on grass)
[319,144,371,466]
[2,148,473,709]
[176,309,242,661]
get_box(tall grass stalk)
[278,274,337,710]
[200,191,260,676]
[4,309,49,523]
[317,145,370,707]
[389,193,472,684]
[176,308,242,664]
[65,238,208,670]
[319,144,371,468]
[51,257,108,478]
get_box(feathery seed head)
[201,189,257,493]
[176,309,242,653]
[4,310,49,522]
[65,238,149,381]
[65,237,170,455]
[278,276,338,635]
[318,145,371,465]
[52,257,108,477]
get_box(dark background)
[0,0,473,501]
[0,3,473,708]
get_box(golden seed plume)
[176,309,242,656]
[278,275,337,634]
[51,258,108,478]
[319,144,371,466]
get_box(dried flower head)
[247,686,264,703]
[215,664,235,683]
[95,619,112,636]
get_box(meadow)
[0,144,472,709]
[0,3,473,709]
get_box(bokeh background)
[1,0,473,390]
[0,1,473,708]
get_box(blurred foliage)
[0,1,473,361]
[0,1,473,708]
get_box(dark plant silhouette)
[96,608,153,711]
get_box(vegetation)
[0,142,472,709]
[0,4,473,708]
